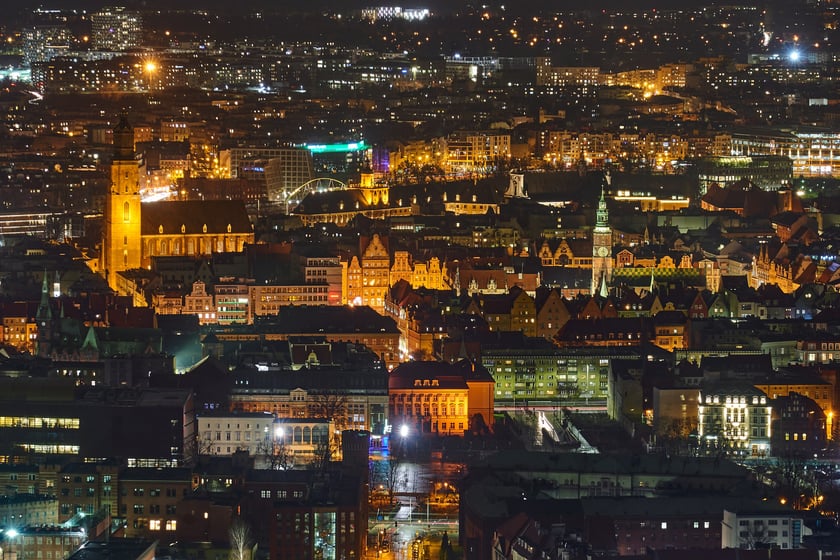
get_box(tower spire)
[36,270,53,357]
[596,180,609,232]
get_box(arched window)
[294,427,303,443]
[303,426,311,443]
[123,202,130,222]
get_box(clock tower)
[102,112,142,291]
[592,178,612,294]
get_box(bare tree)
[256,436,294,471]
[383,454,405,505]
[738,520,768,550]
[196,433,215,457]
[310,391,349,430]
[229,517,253,560]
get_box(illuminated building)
[90,7,143,52]
[102,115,254,292]
[101,113,142,291]
[21,25,72,68]
[303,257,344,305]
[696,155,793,195]
[346,233,390,313]
[591,183,613,294]
[183,281,215,325]
[443,131,511,176]
[724,128,840,178]
[197,411,273,459]
[389,251,446,291]
[360,6,430,21]
[698,385,771,456]
[388,360,495,436]
[535,59,600,87]
[249,283,330,317]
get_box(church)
[101,114,254,292]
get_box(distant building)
[242,468,368,560]
[696,155,793,195]
[0,380,195,465]
[698,384,771,457]
[388,359,495,435]
[119,467,192,538]
[1,526,87,560]
[197,411,274,460]
[90,7,143,51]
[722,507,807,550]
[770,392,827,457]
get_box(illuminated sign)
[304,141,368,153]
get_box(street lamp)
[144,61,157,91]
[5,528,20,560]
[399,424,410,457]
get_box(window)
[149,519,160,531]
[661,522,667,529]
[165,520,177,531]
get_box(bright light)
[6,529,18,538]
[144,61,157,73]
[400,425,409,438]
[789,50,801,63]
[274,426,284,439]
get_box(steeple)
[113,111,135,161]
[36,270,53,357]
[37,270,52,323]
[598,271,609,299]
[595,179,610,232]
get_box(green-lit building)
[695,155,792,195]
[477,334,647,407]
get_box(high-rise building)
[21,25,72,68]
[90,7,143,51]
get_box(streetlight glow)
[400,424,409,438]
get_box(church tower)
[591,176,613,294]
[102,112,142,291]
[36,271,53,357]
